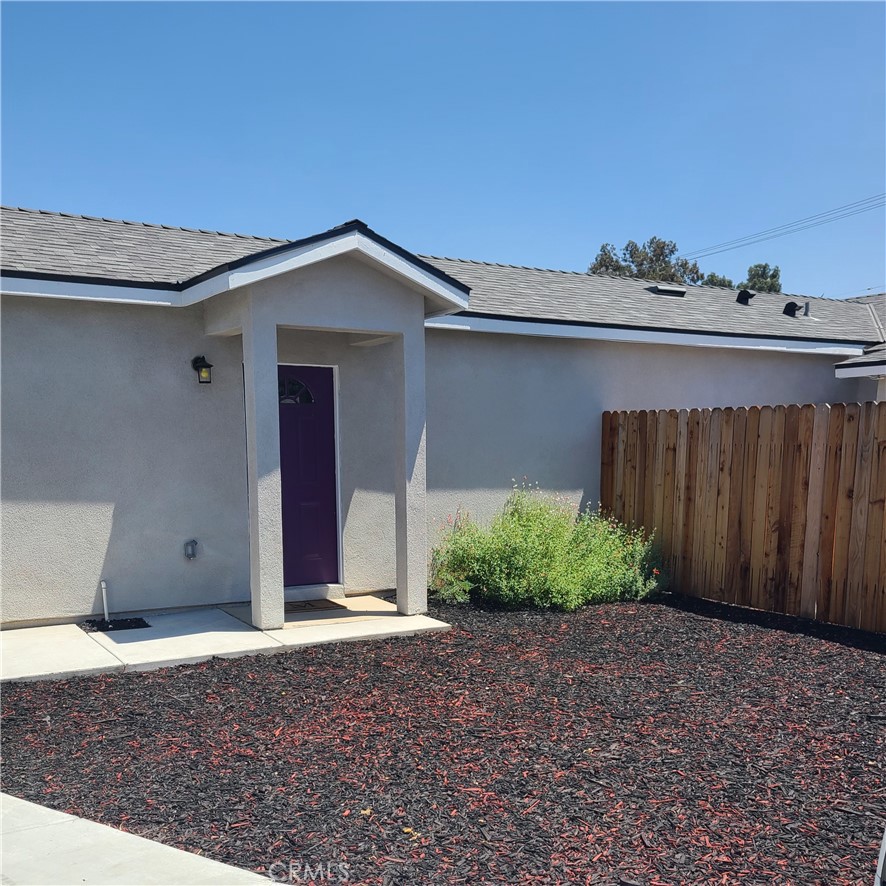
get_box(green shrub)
[430,486,662,610]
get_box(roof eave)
[1,221,471,315]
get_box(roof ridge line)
[421,254,593,278]
[0,205,292,244]
[864,301,886,341]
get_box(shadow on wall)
[1,297,250,622]
[424,328,864,528]
[94,497,248,617]
[425,332,596,525]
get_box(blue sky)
[2,2,884,297]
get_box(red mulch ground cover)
[2,600,884,885]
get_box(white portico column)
[242,304,285,630]
[394,327,429,615]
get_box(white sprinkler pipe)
[100,580,110,623]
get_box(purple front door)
[278,365,339,586]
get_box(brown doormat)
[284,599,348,614]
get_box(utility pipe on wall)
[100,580,109,623]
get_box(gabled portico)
[202,222,469,630]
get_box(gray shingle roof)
[835,341,886,369]
[2,206,882,345]
[846,292,886,304]
[1,206,287,285]
[423,256,883,345]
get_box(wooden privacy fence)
[600,402,886,634]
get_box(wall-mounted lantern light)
[184,539,198,560]
[191,355,213,384]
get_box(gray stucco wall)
[425,329,870,538]
[856,377,880,401]
[2,256,430,625]
[1,279,875,625]
[1,295,250,624]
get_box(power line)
[684,194,884,257]
[825,283,886,299]
[685,202,886,261]
[681,195,885,258]
[680,194,886,261]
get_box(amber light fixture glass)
[191,355,213,384]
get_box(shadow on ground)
[659,591,886,655]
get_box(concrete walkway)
[1,597,449,682]
[1,793,267,884]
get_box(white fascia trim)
[0,275,179,306]
[356,238,469,312]
[1,232,469,314]
[834,364,886,379]
[179,231,469,310]
[425,314,867,357]
[179,232,362,303]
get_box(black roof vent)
[652,284,686,297]
[783,301,802,317]
[736,289,756,305]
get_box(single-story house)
[2,206,884,629]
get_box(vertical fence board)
[605,411,618,511]
[692,409,712,596]
[761,407,786,613]
[599,401,885,634]
[624,411,639,526]
[773,405,799,613]
[681,410,701,594]
[846,403,875,629]
[704,410,722,597]
[831,404,860,626]
[634,411,654,526]
[614,411,627,521]
[712,408,734,602]
[672,409,690,585]
[750,407,774,612]
[786,405,814,615]
[646,411,661,530]
[661,410,679,567]
[866,404,886,633]
[800,405,829,619]
[818,404,846,624]
[724,408,746,605]
[737,406,760,608]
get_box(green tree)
[702,272,735,288]
[589,237,704,285]
[589,238,782,292]
[739,263,781,292]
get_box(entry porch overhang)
[203,248,451,630]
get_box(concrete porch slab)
[1,602,450,683]
[264,612,450,647]
[221,593,401,629]
[0,623,124,682]
[86,608,283,671]
[223,594,450,647]
[0,793,267,885]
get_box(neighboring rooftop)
[1,205,883,345]
[835,341,886,370]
